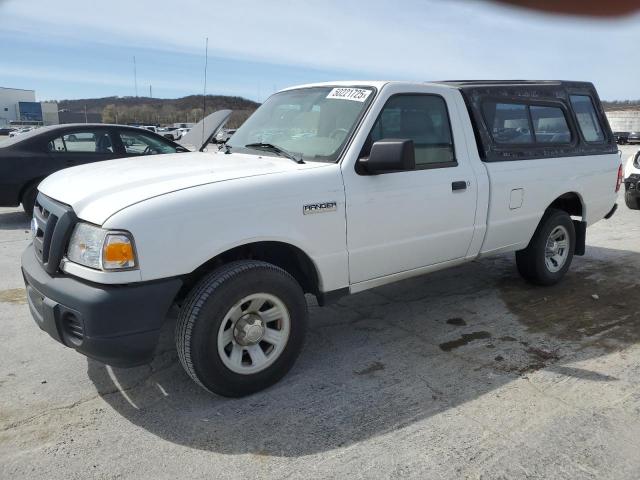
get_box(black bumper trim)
[604,203,618,220]
[21,244,182,367]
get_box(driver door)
[343,89,478,285]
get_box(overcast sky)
[2,0,639,101]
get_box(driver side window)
[367,94,456,168]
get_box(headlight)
[67,223,137,270]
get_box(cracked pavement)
[1,146,640,479]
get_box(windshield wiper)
[244,143,304,164]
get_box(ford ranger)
[21,81,621,396]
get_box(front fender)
[103,166,349,292]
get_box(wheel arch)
[546,191,586,255]
[19,176,44,203]
[547,191,585,220]
[178,240,322,303]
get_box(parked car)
[0,123,199,215]
[159,127,182,141]
[9,127,34,138]
[614,131,629,144]
[627,131,640,144]
[21,81,620,397]
[0,127,16,136]
[624,149,640,209]
[214,128,237,143]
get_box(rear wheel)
[21,184,38,217]
[625,192,640,210]
[175,260,308,397]
[516,209,575,286]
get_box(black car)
[614,131,629,144]
[628,132,640,144]
[0,124,190,215]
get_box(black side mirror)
[358,139,415,174]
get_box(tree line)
[602,100,640,111]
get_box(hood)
[178,109,231,151]
[38,151,297,224]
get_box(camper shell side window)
[448,81,616,162]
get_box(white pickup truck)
[21,81,621,396]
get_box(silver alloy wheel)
[217,293,291,375]
[545,225,570,273]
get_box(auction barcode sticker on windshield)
[326,87,372,102]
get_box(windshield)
[227,86,375,163]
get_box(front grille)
[32,194,77,274]
[32,200,56,263]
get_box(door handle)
[452,181,467,191]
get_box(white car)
[22,81,621,397]
[623,149,640,209]
[9,127,34,138]
[158,127,182,141]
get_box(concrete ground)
[1,146,640,479]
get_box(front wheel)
[175,260,308,397]
[21,184,38,217]
[516,209,575,286]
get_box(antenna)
[202,37,208,146]
[133,56,138,97]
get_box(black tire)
[516,208,575,286]
[176,260,308,397]
[21,184,38,217]
[625,192,640,210]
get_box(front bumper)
[21,244,182,367]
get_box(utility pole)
[133,56,138,97]
[149,84,152,98]
[202,37,209,142]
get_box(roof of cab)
[280,80,460,92]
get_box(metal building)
[0,87,36,126]
[605,110,640,132]
[0,87,59,127]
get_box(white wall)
[41,102,60,126]
[606,110,640,132]
[0,87,36,126]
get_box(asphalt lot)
[1,145,640,479]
